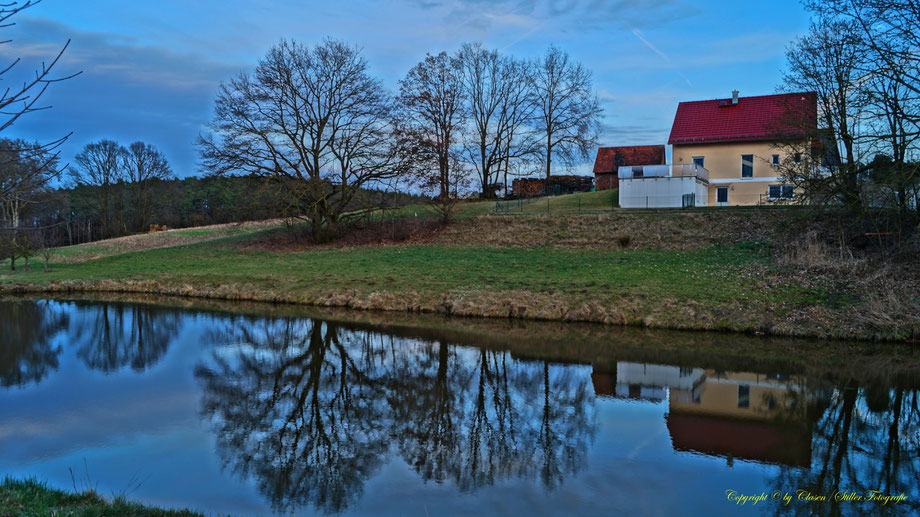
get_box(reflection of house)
[667,370,812,466]
[592,362,813,466]
[592,145,666,191]
[591,363,705,403]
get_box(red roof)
[593,145,665,174]
[668,92,817,145]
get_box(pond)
[1,297,918,516]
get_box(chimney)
[732,90,739,104]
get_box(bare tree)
[0,138,59,230]
[863,59,920,214]
[0,138,59,269]
[124,141,173,232]
[38,226,56,272]
[496,57,540,197]
[199,39,405,243]
[397,51,467,201]
[531,46,602,179]
[780,18,870,211]
[0,1,77,265]
[0,1,79,140]
[71,140,128,239]
[458,43,537,198]
[808,0,920,120]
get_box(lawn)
[0,478,203,517]
[1,208,914,341]
[0,226,834,336]
[520,189,619,213]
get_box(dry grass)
[435,211,784,250]
[55,219,283,263]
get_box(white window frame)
[771,154,780,167]
[692,156,705,168]
[741,154,754,178]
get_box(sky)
[2,0,813,178]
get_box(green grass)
[496,190,619,214]
[0,229,818,324]
[0,478,203,517]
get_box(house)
[593,145,666,190]
[668,91,817,206]
[614,90,817,208]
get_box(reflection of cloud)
[0,387,196,464]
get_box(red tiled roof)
[593,145,666,174]
[668,92,817,145]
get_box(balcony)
[617,164,709,183]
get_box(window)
[631,166,644,178]
[717,187,729,204]
[738,385,750,409]
[741,154,754,177]
[692,156,705,168]
[794,152,802,164]
[768,185,795,200]
[772,154,780,167]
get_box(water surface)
[1,298,917,516]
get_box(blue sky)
[2,0,812,177]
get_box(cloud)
[404,0,700,32]
[0,16,242,176]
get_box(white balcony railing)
[618,164,709,182]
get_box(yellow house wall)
[672,141,793,206]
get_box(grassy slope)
[0,203,915,341]
[0,478,203,517]
[520,189,619,212]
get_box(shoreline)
[2,277,914,343]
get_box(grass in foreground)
[0,478,203,517]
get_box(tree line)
[0,136,425,270]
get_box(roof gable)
[593,145,666,173]
[668,92,817,145]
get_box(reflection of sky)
[0,300,901,516]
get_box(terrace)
[618,164,709,183]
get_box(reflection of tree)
[0,300,68,387]
[770,381,920,516]
[197,317,597,515]
[196,319,390,514]
[71,303,182,372]
[387,342,596,492]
